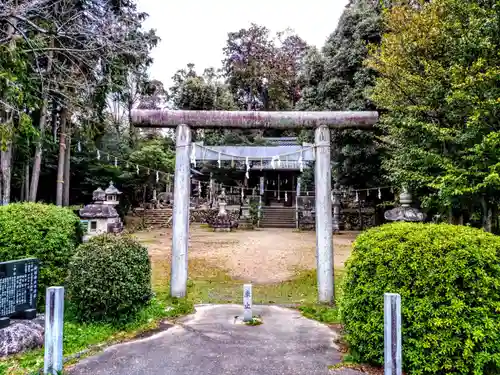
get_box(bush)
[0,203,82,307]
[340,222,500,375]
[67,235,152,323]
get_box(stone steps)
[260,207,296,228]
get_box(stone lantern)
[104,181,121,205]
[79,186,124,241]
[208,188,238,232]
[384,188,425,222]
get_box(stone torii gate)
[132,110,378,303]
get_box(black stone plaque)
[0,258,39,327]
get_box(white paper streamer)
[77,141,81,152]
[217,152,221,168]
[245,157,250,179]
[96,150,100,160]
[114,157,117,167]
[136,164,139,175]
[355,191,359,202]
[199,181,202,197]
[285,192,288,202]
[378,188,382,199]
[156,170,159,183]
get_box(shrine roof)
[79,204,119,219]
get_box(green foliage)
[248,200,260,226]
[67,235,153,323]
[368,0,500,228]
[298,0,385,190]
[0,203,81,307]
[340,222,500,374]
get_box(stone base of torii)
[132,110,378,303]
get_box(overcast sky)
[136,0,349,89]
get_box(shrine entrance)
[132,110,378,303]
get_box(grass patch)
[1,297,193,375]
[244,316,263,326]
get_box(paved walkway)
[68,305,346,375]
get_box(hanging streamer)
[190,143,196,167]
[156,170,159,183]
[136,164,139,175]
[77,141,81,152]
[245,157,250,179]
[231,156,234,168]
[147,168,150,175]
[378,188,382,200]
[107,153,110,161]
[96,149,100,160]
[285,192,288,202]
[126,161,129,168]
[217,152,221,168]
[114,157,117,167]
[298,153,304,172]
[241,187,244,200]
[355,191,359,203]
[277,156,281,168]
[199,181,202,197]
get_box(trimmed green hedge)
[340,222,500,375]
[67,235,152,323]
[0,203,81,307]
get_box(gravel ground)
[135,226,357,283]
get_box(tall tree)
[367,0,500,229]
[297,0,385,190]
[223,24,308,114]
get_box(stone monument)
[384,188,425,222]
[79,185,124,241]
[0,258,44,357]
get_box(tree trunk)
[55,108,68,206]
[29,38,54,202]
[63,132,71,206]
[0,12,17,205]
[1,139,12,205]
[25,162,30,201]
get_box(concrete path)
[68,304,344,375]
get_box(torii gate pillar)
[132,109,378,303]
[171,124,191,297]
[315,125,333,303]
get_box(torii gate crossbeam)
[132,109,378,304]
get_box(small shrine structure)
[79,182,124,241]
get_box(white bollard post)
[44,287,65,375]
[384,293,402,375]
[243,284,252,322]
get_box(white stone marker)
[243,284,252,322]
[384,293,402,375]
[44,286,64,375]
